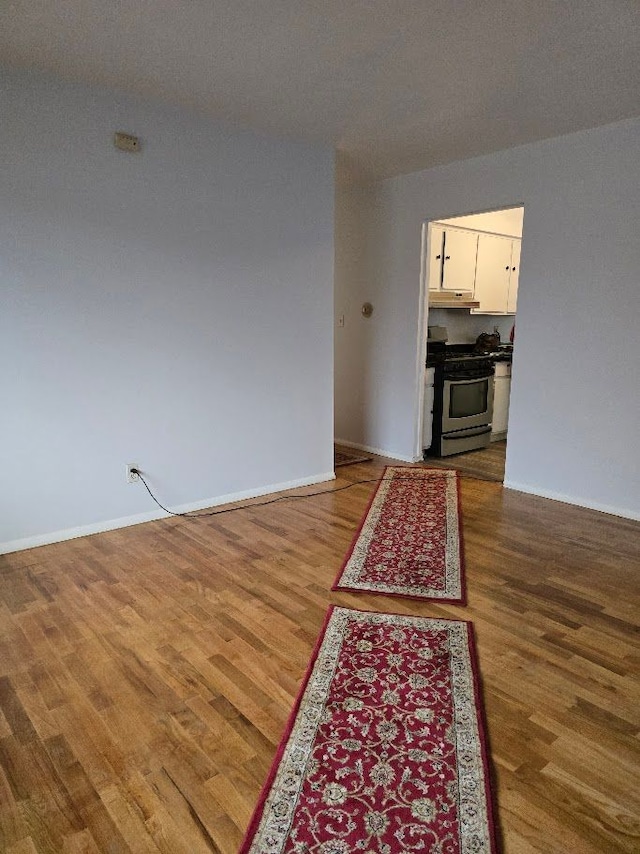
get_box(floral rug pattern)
[333,467,464,602]
[240,608,495,853]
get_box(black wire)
[133,467,499,520]
[135,470,392,519]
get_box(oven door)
[442,373,494,434]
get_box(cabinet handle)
[445,255,451,260]
[505,266,510,270]
[512,266,516,271]
[436,254,441,259]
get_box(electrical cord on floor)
[131,467,500,521]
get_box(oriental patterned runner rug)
[240,607,497,854]
[332,466,465,603]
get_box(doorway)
[415,205,525,483]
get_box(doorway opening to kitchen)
[415,205,524,483]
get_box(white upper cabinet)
[472,233,520,314]
[427,218,521,314]
[428,225,478,292]
[507,239,521,314]
[473,234,512,313]
[441,228,479,292]
[428,225,445,291]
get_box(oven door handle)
[444,372,494,383]
[444,426,493,440]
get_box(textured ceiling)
[2,0,640,179]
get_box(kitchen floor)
[423,439,506,482]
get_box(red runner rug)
[332,466,465,603]
[240,607,497,853]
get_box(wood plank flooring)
[424,439,507,482]
[1,455,639,852]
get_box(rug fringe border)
[331,465,467,605]
[239,605,499,853]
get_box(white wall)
[439,206,524,238]
[427,309,514,345]
[1,70,335,552]
[336,118,640,519]
[334,156,378,449]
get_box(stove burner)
[426,341,510,369]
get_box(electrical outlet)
[126,464,140,483]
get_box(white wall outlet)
[126,464,140,483]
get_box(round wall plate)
[361,302,373,318]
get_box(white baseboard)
[334,438,415,464]
[0,470,336,555]
[503,480,640,522]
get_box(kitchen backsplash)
[428,309,514,344]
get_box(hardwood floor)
[424,439,507,482]
[1,455,639,853]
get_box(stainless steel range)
[425,343,495,457]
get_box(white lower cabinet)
[422,367,435,451]
[491,362,511,439]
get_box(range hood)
[428,291,480,309]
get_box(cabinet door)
[441,229,478,292]
[473,233,511,312]
[427,225,445,291]
[507,239,521,313]
[422,369,436,450]
[491,375,511,435]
